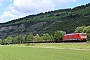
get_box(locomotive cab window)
[80,34,86,36]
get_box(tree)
[5,36,14,44]
[83,26,89,33]
[85,26,90,41]
[13,36,19,44]
[25,34,34,42]
[18,35,25,43]
[75,26,85,33]
[54,30,66,42]
[41,33,54,42]
[50,35,54,41]
[33,34,41,42]
[13,35,25,44]
[0,39,2,45]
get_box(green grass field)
[0,43,90,60]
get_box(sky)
[0,0,90,23]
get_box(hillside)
[0,3,90,39]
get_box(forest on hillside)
[0,26,90,45]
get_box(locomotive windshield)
[80,34,86,36]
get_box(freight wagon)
[63,33,87,42]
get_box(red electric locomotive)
[63,33,87,42]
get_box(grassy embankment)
[0,43,90,60]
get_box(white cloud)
[0,0,77,23]
[12,0,55,14]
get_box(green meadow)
[0,43,90,60]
